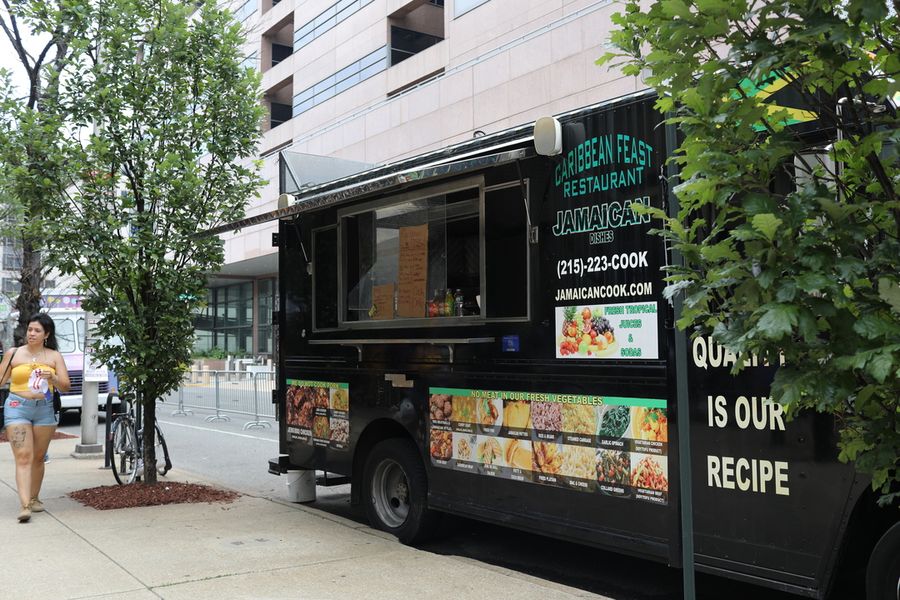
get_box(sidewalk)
[0,436,610,600]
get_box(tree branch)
[0,4,35,83]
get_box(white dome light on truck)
[534,116,562,156]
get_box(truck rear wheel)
[362,438,437,545]
[867,521,900,600]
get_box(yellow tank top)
[9,362,56,394]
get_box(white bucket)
[285,469,316,503]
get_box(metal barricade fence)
[164,370,275,430]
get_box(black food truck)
[236,90,897,599]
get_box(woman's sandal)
[18,505,31,523]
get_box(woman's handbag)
[52,388,61,415]
[0,348,18,430]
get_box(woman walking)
[0,313,70,522]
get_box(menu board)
[371,283,395,320]
[285,380,350,450]
[397,224,428,317]
[428,387,668,505]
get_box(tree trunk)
[142,388,158,484]
[14,238,43,345]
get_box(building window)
[293,0,374,52]
[387,1,444,66]
[271,43,292,66]
[192,280,276,356]
[219,282,253,353]
[265,76,293,130]
[270,102,292,128]
[240,50,259,71]
[193,282,253,355]
[1,278,20,295]
[390,26,442,65]
[292,46,388,117]
[192,290,214,354]
[454,0,489,17]
[233,0,257,24]
[257,278,276,355]
[262,14,294,73]
[2,251,22,271]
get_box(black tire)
[362,438,438,545]
[867,521,900,600]
[111,418,138,485]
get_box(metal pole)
[666,118,695,600]
[206,370,230,423]
[73,312,104,457]
[243,372,270,430]
[675,307,696,600]
[172,374,193,416]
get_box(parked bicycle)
[108,394,172,485]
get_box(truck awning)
[205,143,533,236]
[280,151,374,195]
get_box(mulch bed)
[0,431,77,443]
[69,482,240,510]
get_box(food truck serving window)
[324,176,529,331]
[341,178,482,325]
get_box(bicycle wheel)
[154,424,172,476]
[111,418,138,485]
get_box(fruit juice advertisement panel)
[555,302,659,359]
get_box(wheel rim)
[371,458,410,529]
[113,423,137,483]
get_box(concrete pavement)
[0,436,611,600]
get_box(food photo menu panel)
[428,387,669,505]
[286,379,350,451]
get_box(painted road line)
[158,419,278,443]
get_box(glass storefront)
[193,279,276,356]
[257,279,275,354]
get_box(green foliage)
[0,2,90,338]
[38,0,263,481]
[192,347,244,360]
[603,0,899,504]
[197,348,228,360]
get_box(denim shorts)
[3,393,58,428]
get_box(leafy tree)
[0,0,88,341]
[43,0,263,483]
[601,0,899,504]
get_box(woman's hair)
[28,313,58,351]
